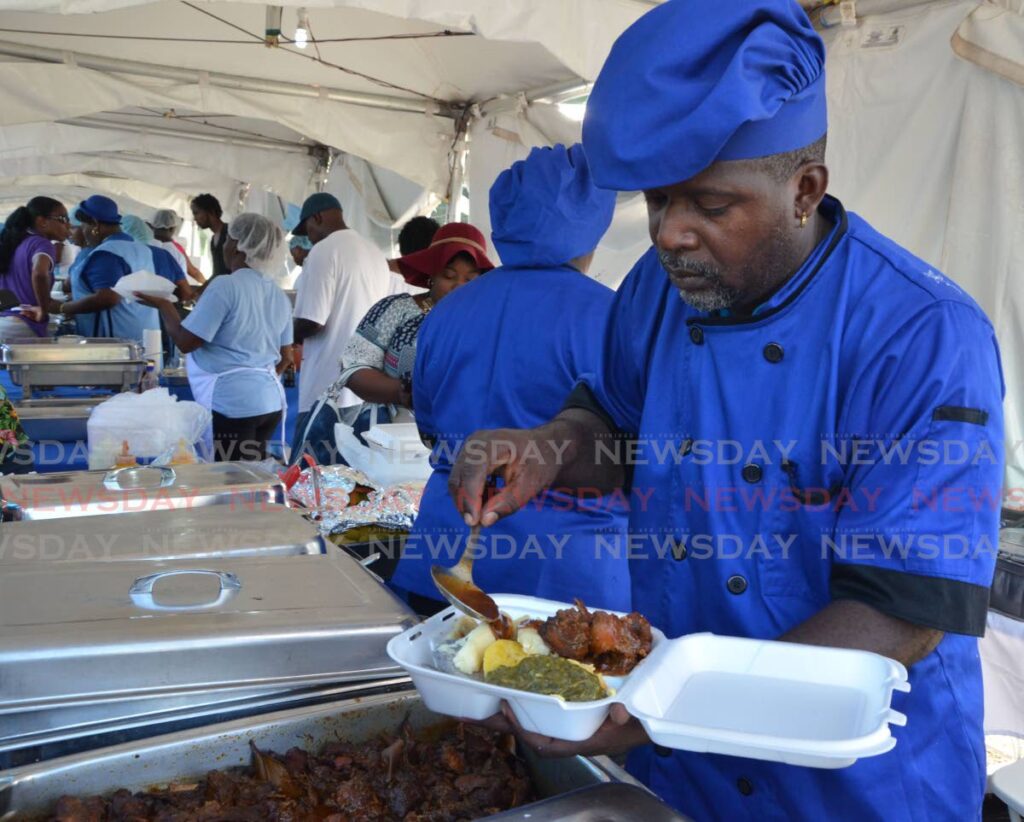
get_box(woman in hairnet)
[136,213,293,462]
[389,143,631,615]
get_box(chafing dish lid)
[0,551,416,709]
[0,504,322,563]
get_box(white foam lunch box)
[386,595,911,768]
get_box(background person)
[338,221,493,417]
[0,196,69,339]
[392,145,630,615]
[49,196,189,343]
[148,209,206,286]
[136,213,292,462]
[190,193,229,283]
[289,192,396,459]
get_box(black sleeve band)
[560,381,636,493]
[830,563,990,636]
[932,406,989,426]
[561,381,623,435]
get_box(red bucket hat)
[396,222,495,288]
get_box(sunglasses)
[46,215,70,224]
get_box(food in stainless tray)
[47,721,534,821]
[485,655,610,702]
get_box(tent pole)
[0,40,446,117]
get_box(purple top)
[0,233,54,336]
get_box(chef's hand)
[470,702,649,759]
[19,305,46,323]
[449,424,568,528]
[133,292,171,309]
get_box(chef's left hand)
[470,701,650,759]
[134,291,170,309]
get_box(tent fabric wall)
[0,121,320,204]
[822,0,1024,492]
[0,61,453,193]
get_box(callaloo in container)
[387,594,910,768]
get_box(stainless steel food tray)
[0,462,287,521]
[0,551,416,750]
[0,504,324,564]
[0,337,144,365]
[0,691,689,820]
[11,397,107,442]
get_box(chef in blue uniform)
[57,195,189,343]
[391,143,630,614]
[449,2,1005,819]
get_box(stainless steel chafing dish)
[0,336,146,398]
[0,462,287,521]
[0,692,689,821]
[11,396,107,442]
[0,504,324,564]
[0,550,416,757]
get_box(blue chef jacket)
[71,233,181,343]
[392,265,631,612]
[572,196,1004,820]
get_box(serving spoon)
[431,523,501,623]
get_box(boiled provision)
[48,722,533,821]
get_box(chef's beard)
[658,220,796,313]
[658,253,739,312]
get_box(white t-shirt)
[292,228,394,412]
[151,240,200,286]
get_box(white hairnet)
[228,213,286,276]
[149,209,181,230]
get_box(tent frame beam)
[58,116,317,155]
[0,39,449,117]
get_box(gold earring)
[799,213,809,228]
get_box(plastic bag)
[87,389,211,469]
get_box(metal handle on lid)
[129,568,241,612]
[103,465,177,490]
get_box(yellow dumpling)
[483,639,528,675]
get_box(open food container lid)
[0,504,324,564]
[0,462,287,520]
[0,550,416,718]
[388,595,910,769]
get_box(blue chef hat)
[489,143,616,268]
[582,0,827,191]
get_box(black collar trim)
[686,198,849,328]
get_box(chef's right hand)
[449,424,568,528]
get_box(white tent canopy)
[0,0,1022,492]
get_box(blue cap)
[75,194,122,225]
[583,0,827,191]
[489,144,615,268]
[293,192,342,236]
[289,235,313,251]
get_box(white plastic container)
[335,421,432,485]
[387,595,910,768]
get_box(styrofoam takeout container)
[387,595,911,768]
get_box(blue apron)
[71,237,161,343]
[392,266,631,612]
[586,197,1003,820]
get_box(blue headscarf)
[583,0,827,191]
[121,214,154,244]
[489,143,615,268]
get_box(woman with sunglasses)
[0,196,70,340]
